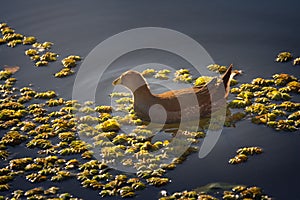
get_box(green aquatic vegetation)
[0,175,13,184]
[95,105,113,113]
[51,170,72,182]
[115,97,133,104]
[141,68,156,77]
[79,106,95,114]
[0,118,19,129]
[275,51,292,62]
[239,83,261,92]
[272,73,297,86]
[7,39,22,47]
[24,187,43,196]
[23,36,36,45]
[162,185,271,200]
[35,60,48,67]
[9,157,33,170]
[82,179,104,189]
[60,106,78,113]
[275,101,300,112]
[24,163,43,171]
[58,131,76,142]
[78,160,101,171]
[207,64,228,74]
[286,81,300,93]
[81,150,94,159]
[236,147,263,155]
[35,124,52,133]
[0,150,9,159]
[0,70,12,80]
[65,159,80,169]
[0,168,10,176]
[110,92,131,97]
[237,91,254,99]
[255,97,270,103]
[228,99,252,108]
[288,111,300,120]
[118,186,135,198]
[54,67,75,77]
[0,38,6,44]
[251,77,274,86]
[1,27,14,35]
[3,33,23,41]
[33,116,50,123]
[146,177,169,187]
[245,103,268,115]
[154,69,171,80]
[266,90,291,100]
[194,76,214,86]
[229,147,263,165]
[29,107,47,116]
[44,186,59,195]
[32,41,53,50]
[228,153,248,164]
[39,52,57,62]
[26,138,53,149]
[34,90,56,99]
[96,118,120,132]
[251,113,277,124]
[69,140,91,152]
[0,184,9,191]
[26,173,47,183]
[293,57,300,65]
[1,131,28,145]
[30,55,40,61]
[112,134,129,145]
[62,57,76,68]
[46,98,64,106]
[0,22,8,29]
[79,115,99,124]
[174,69,192,83]
[25,49,39,56]
[20,87,36,96]
[271,119,297,131]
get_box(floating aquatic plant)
[141,68,156,77]
[275,52,292,62]
[54,67,75,78]
[194,76,214,87]
[207,64,228,74]
[23,36,36,45]
[293,57,300,65]
[229,146,263,165]
[154,69,171,80]
[173,69,193,83]
[96,118,120,132]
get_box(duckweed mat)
[1,21,299,200]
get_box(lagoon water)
[1,1,300,199]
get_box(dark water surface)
[1,1,300,199]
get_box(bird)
[112,65,236,124]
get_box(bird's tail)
[222,64,241,98]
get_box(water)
[1,0,300,199]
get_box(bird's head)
[112,70,148,92]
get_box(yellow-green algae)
[0,21,281,200]
[0,22,82,77]
[229,72,300,131]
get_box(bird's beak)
[112,77,122,86]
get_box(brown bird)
[113,65,235,124]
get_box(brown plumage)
[113,65,235,124]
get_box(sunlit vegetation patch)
[229,73,300,131]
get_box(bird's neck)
[132,84,153,99]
